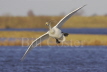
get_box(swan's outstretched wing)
[21,33,49,61]
[55,5,86,28]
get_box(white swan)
[21,5,86,60]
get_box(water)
[0,28,107,34]
[0,28,47,32]
[0,46,107,72]
[61,28,107,35]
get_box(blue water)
[0,28,107,34]
[0,46,107,72]
[0,28,47,32]
[62,28,107,35]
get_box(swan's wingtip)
[84,4,87,6]
[80,4,87,8]
[20,58,24,61]
[20,56,25,61]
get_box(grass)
[0,16,107,28]
[0,31,107,46]
[0,31,44,38]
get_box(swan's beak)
[45,22,49,26]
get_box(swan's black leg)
[56,39,60,44]
[62,32,69,37]
[64,33,69,36]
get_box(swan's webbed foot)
[64,33,69,36]
[56,39,60,44]
[62,32,69,37]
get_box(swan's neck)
[48,24,52,30]
[48,24,55,34]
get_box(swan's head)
[45,22,50,26]
[45,22,52,30]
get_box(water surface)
[0,28,107,34]
[0,46,107,72]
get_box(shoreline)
[0,31,107,46]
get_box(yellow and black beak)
[45,22,49,26]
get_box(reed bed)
[0,16,107,29]
[0,31,107,46]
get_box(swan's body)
[21,5,86,60]
[49,27,62,38]
[48,27,65,42]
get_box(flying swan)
[21,5,86,60]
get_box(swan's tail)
[59,35,66,42]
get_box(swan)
[21,5,86,60]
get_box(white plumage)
[21,5,86,60]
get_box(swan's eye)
[45,22,49,26]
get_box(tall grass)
[0,16,107,28]
[0,31,107,46]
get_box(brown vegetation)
[0,16,107,29]
[0,31,107,46]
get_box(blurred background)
[1,0,107,72]
[0,0,107,46]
